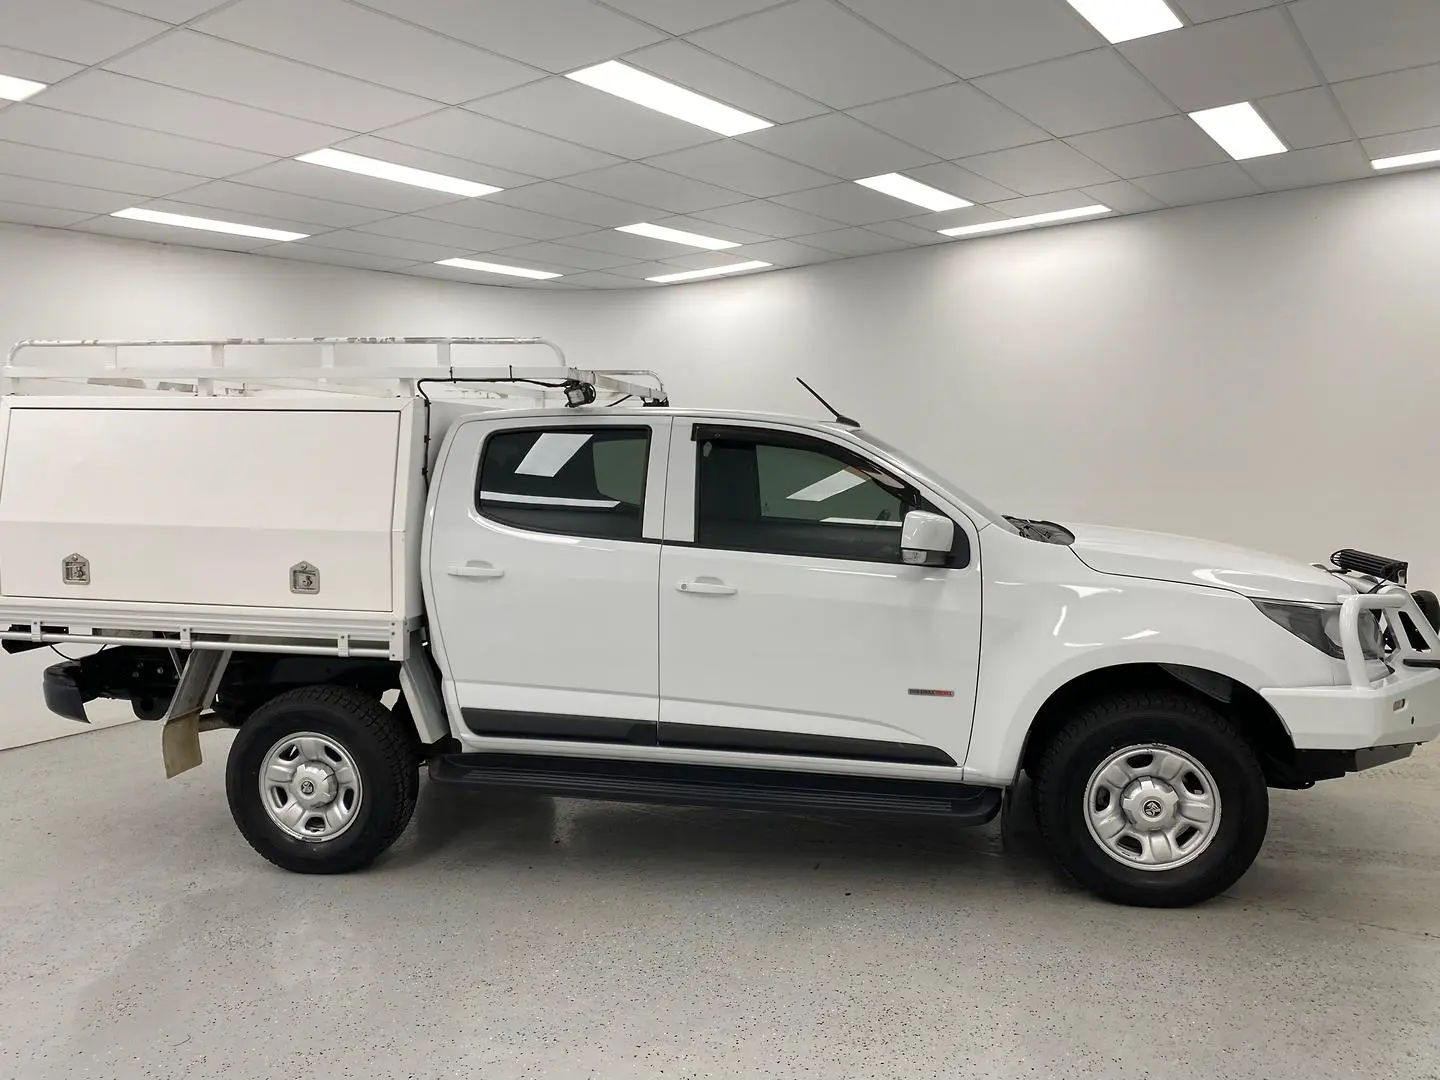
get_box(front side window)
[478,427,650,540]
[696,430,931,562]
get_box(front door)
[427,416,670,747]
[658,421,982,768]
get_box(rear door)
[426,415,670,747]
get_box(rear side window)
[478,427,650,540]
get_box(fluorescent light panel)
[616,222,739,250]
[647,261,771,284]
[938,205,1111,238]
[566,61,771,137]
[0,73,46,101]
[436,258,562,280]
[1371,148,1440,171]
[1189,102,1286,160]
[1065,0,1182,43]
[111,207,307,241]
[855,173,971,212]
[296,148,500,197]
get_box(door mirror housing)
[901,510,955,567]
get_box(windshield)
[851,429,1018,534]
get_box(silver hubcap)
[260,732,363,842]
[1083,744,1220,871]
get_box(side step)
[430,752,1003,823]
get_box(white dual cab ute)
[5,336,1439,907]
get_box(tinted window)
[696,432,925,562]
[478,427,650,540]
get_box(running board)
[429,753,1003,822]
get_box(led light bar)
[0,73,47,101]
[616,222,740,250]
[647,261,771,283]
[855,173,971,212]
[436,258,563,280]
[1371,149,1440,171]
[111,207,308,241]
[296,148,501,197]
[938,205,1111,238]
[566,61,772,137]
[1189,102,1286,160]
[1065,0,1182,43]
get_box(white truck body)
[8,336,1438,906]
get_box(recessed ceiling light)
[855,174,972,213]
[0,73,46,101]
[111,207,308,241]
[1064,0,1182,43]
[436,257,563,280]
[938,205,1112,238]
[566,61,772,137]
[1371,148,1440,171]
[1188,102,1286,160]
[616,222,740,250]
[296,148,501,197]
[647,261,772,283]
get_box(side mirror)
[901,510,955,567]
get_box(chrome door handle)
[448,563,504,580]
[677,579,737,596]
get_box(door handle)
[448,563,505,580]
[677,579,737,596]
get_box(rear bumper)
[1261,666,1440,752]
[42,661,89,723]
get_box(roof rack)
[2,336,668,406]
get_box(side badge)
[290,562,320,595]
[62,553,90,586]
[908,688,955,698]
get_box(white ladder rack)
[2,336,667,405]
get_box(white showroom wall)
[0,169,1437,746]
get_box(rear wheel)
[226,685,419,874]
[1034,689,1267,907]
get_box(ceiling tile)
[690,198,851,238]
[93,0,228,20]
[1256,87,1356,150]
[296,229,465,262]
[865,219,950,245]
[645,141,834,198]
[649,214,772,246]
[0,0,166,64]
[0,46,84,84]
[1241,141,1372,191]
[655,249,773,271]
[354,0,664,72]
[601,0,790,34]
[558,228,715,260]
[1119,9,1318,112]
[493,240,641,270]
[35,71,348,156]
[260,246,417,271]
[795,227,910,256]
[605,261,694,280]
[687,0,952,109]
[1081,179,1165,212]
[1133,162,1263,206]
[490,182,661,227]
[1173,0,1269,19]
[356,214,527,251]
[1290,0,1440,83]
[0,174,135,213]
[0,105,273,178]
[377,108,620,179]
[72,215,279,250]
[741,114,936,179]
[193,0,543,105]
[848,83,1048,160]
[104,31,437,131]
[772,183,912,226]
[958,141,1118,195]
[419,198,594,240]
[134,197,327,234]
[1066,115,1228,179]
[467,78,718,159]
[837,0,1100,79]
[923,205,1008,231]
[728,238,840,265]
[165,180,392,228]
[622,40,826,124]
[1332,64,1440,138]
[0,200,90,227]
[975,49,1175,138]
[230,159,466,213]
[0,141,202,197]
[547,270,649,289]
[1361,126,1440,161]
[985,191,1110,216]
[330,135,537,190]
[903,161,1019,203]
[562,162,747,214]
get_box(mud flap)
[161,710,202,778]
[160,650,231,778]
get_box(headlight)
[1253,599,1386,660]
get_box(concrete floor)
[3,725,1439,1080]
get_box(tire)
[226,685,420,874]
[1034,688,1268,908]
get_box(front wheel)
[226,685,419,874]
[1034,689,1268,907]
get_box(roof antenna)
[795,377,859,427]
